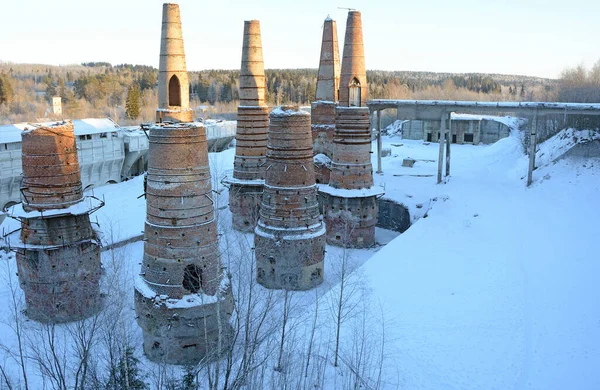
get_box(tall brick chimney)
[156,3,193,122]
[338,10,367,107]
[224,20,269,232]
[311,16,341,158]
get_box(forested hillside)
[0,60,586,125]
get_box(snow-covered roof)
[0,118,120,144]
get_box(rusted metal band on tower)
[255,106,325,291]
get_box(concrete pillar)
[10,121,102,323]
[135,123,233,365]
[156,3,193,123]
[255,106,326,291]
[226,20,269,232]
[319,107,384,248]
[339,10,367,107]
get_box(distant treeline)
[0,60,595,126]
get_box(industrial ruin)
[316,10,384,248]
[6,121,103,323]
[223,20,269,232]
[156,3,193,123]
[254,106,326,290]
[134,4,233,365]
[134,122,233,364]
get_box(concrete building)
[3,121,103,323]
[318,11,384,248]
[401,114,513,144]
[134,122,233,365]
[255,106,326,290]
[311,17,340,158]
[224,20,269,232]
[338,10,367,108]
[156,3,193,123]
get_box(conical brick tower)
[318,10,384,248]
[312,16,341,159]
[224,20,269,232]
[338,10,367,108]
[156,3,193,123]
[134,123,233,365]
[255,106,326,290]
[4,121,103,323]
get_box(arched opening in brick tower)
[168,75,181,107]
[183,264,202,293]
[349,78,361,107]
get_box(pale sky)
[1,0,599,79]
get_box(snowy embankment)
[297,129,600,389]
[0,129,598,389]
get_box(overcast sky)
[1,0,599,79]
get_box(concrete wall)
[400,118,510,144]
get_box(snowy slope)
[0,129,598,389]
[300,131,600,389]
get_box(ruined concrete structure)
[401,115,513,144]
[255,106,326,290]
[319,107,383,247]
[135,122,233,365]
[156,3,193,123]
[8,121,103,323]
[338,11,367,108]
[311,17,341,158]
[225,20,269,232]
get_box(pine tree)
[0,73,14,105]
[125,83,142,120]
[109,347,147,390]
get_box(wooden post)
[376,109,383,174]
[446,114,451,177]
[437,112,446,184]
[527,109,538,187]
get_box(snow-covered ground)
[1,128,599,389]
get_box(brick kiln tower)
[318,10,384,248]
[311,16,341,159]
[156,3,193,123]
[255,106,326,290]
[223,20,269,232]
[5,121,103,323]
[338,10,367,108]
[134,123,233,365]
